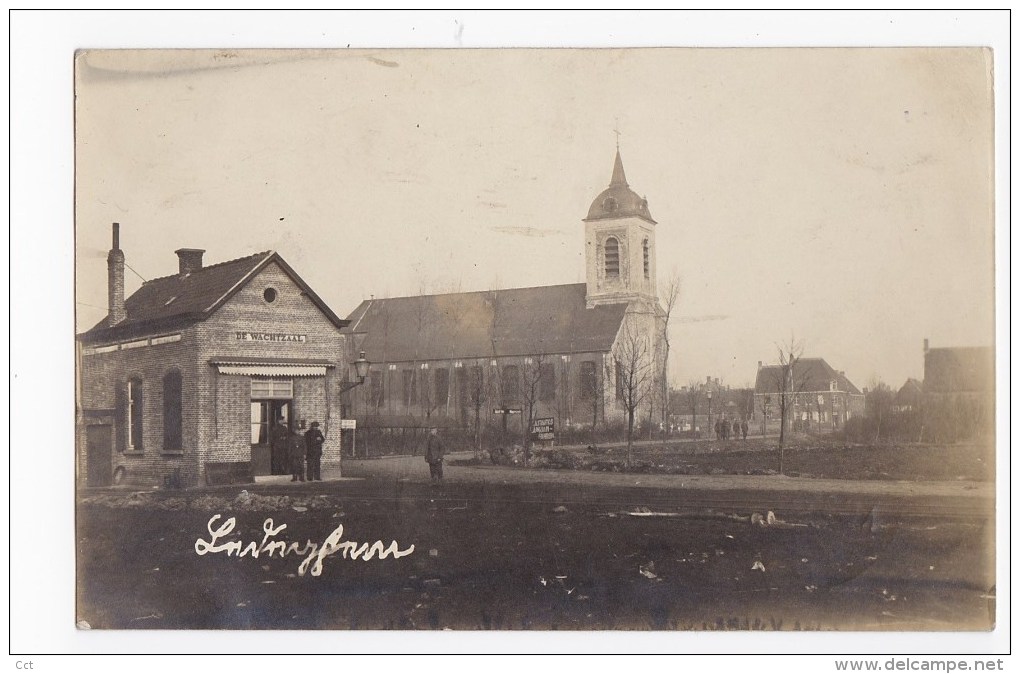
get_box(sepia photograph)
[7,9,1009,664]
[71,44,997,634]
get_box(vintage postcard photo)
[72,46,996,634]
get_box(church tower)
[583,149,658,308]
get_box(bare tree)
[866,379,895,442]
[659,273,681,439]
[614,324,654,467]
[519,353,550,466]
[765,335,806,474]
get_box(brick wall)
[196,262,347,478]
[78,260,350,487]
[78,330,201,487]
[347,350,624,432]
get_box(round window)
[263,287,278,303]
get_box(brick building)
[342,150,666,441]
[753,358,865,432]
[77,224,353,487]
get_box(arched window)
[501,364,520,402]
[604,237,620,278]
[642,238,650,279]
[163,370,183,451]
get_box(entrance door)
[250,400,292,476]
[86,425,113,487]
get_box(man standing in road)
[425,428,445,482]
[304,421,325,481]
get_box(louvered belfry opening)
[605,237,620,278]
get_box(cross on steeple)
[613,118,621,149]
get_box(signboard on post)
[531,417,555,442]
[339,419,357,430]
[492,407,522,415]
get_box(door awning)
[210,357,334,378]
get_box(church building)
[342,151,666,442]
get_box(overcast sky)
[75,47,994,389]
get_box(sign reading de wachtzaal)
[234,332,307,343]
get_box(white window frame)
[250,379,294,400]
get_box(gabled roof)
[754,358,861,395]
[80,251,348,343]
[345,283,629,363]
[896,378,923,405]
[924,346,994,394]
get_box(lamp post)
[338,351,371,394]
[707,390,713,438]
[337,351,371,458]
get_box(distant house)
[753,358,865,430]
[671,377,754,434]
[895,378,923,412]
[921,339,994,440]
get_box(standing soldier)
[289,430,306,482]
[425,428,446,482]
[741,419,749,440]
[732,418,741,440]
[304,421,325,481]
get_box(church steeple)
[583,149,659,308]
[610,149,628,187]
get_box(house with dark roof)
[753,358,865,432]
[341,151,665,440]
[895,378,923,412]
[77,224,353,487]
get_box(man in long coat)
[424,428,446,481]
[304,421,325,481]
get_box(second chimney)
[108,223,126,325]
[175,248,205,276]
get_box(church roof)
[584,150,656,224]
[80,251,348,343]
[345,283,629,363]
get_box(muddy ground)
[76,479,994,631]
[457,439,995,482]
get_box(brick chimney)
[923,338,929,353]
[757,361,762,369]
[175,248,205,276]
[107,223,126,325]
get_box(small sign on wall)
[234,331,307,343]
[339,419,357,430]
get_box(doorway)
[250,400,292,476]
[86,424,113,487]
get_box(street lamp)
[707,390,713,436]
[338,351,371,394]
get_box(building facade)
[77,225,353,487]
[753,358,865,433]
[342,151,666,442]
